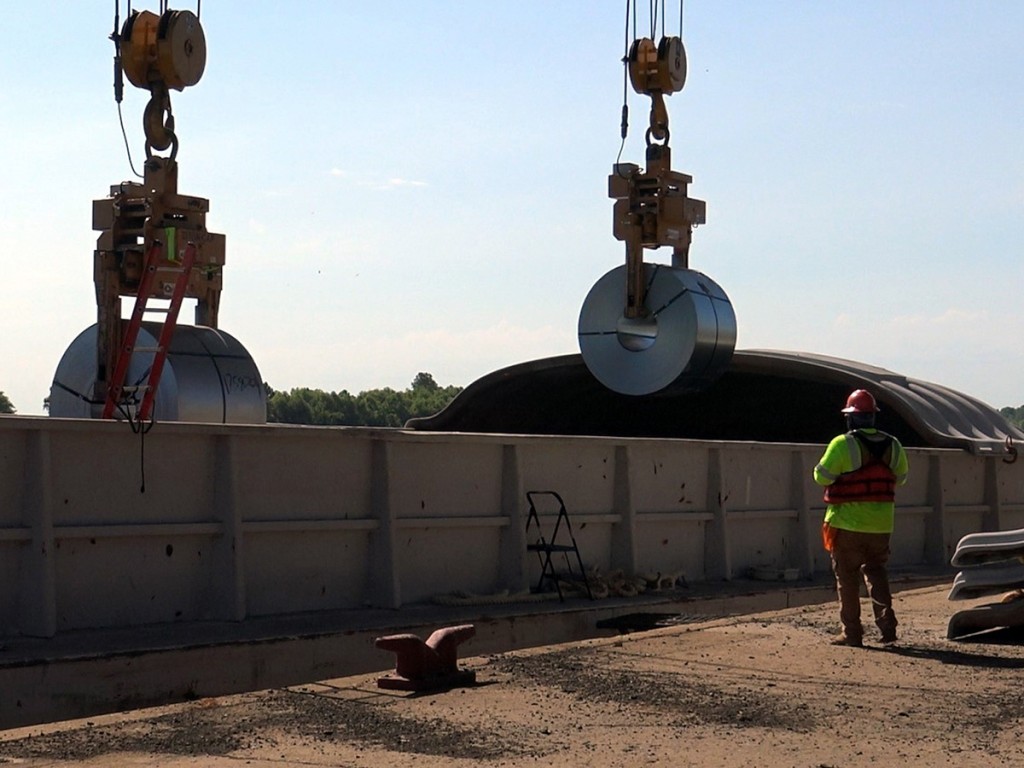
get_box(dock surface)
[3,581,1022,766]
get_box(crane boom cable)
[118,103,144,179]
[111,0,143,178]
[617,0,632,164]
[622,0,631,131]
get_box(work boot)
[830,632,863,647]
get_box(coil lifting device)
[577,1,737,396]
[94,3,224,421]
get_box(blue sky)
[1,2,1022,415]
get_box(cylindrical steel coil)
[578,264,736,396]
[49,323,266,424]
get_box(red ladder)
[102,239,197,421]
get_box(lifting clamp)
[610,35,706,320]
[96,7,224,420]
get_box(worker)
[813,389,909,647]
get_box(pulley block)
[121,8,206,92]
[628,36,686,96]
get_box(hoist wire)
[622,0,630,136]
[118,103,144,178]
[615,0,632,168]
[616,0,689,168]
[112,0,144,177]
[112,0,144,178]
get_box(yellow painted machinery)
[50,4,265,424]
[578,3,736,396]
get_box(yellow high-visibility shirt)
[813,428,909,534]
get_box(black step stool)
[525,490,593,601]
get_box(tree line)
[0,372,462,426]
[5,386,1024,430]
[266,372,461,426]
[1001,406,1024,430]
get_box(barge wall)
[2,416,1023,639]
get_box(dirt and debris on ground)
[3,584,1024,767]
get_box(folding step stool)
[525,490,593,601]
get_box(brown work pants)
[829,528,897,640]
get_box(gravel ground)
[3,585,1024,767]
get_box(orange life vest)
[823,432,896,504]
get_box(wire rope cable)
[118,102,144,179]
[614,1,689,177]
[615,0,632,168]
[112,0,144,178]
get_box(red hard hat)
[841,389,879,414]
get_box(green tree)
[408,372,460,419]
[265,374,462,426]
[411,372,439,391]
[1001,405,1024,430]
[0,391,15,414]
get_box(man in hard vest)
[814,389,909,647]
